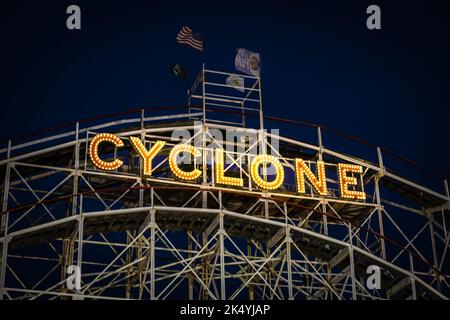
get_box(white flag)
[226,74,245,92]
[234,48,260,77]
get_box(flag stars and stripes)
[177,26,203,51]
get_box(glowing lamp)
[250,154,284,190]
[295,159,328,196]
[169,144,202,181]
[215,149,244,187]
[338,163,366,200]
[89,133,124,171]
[130,137,165,176]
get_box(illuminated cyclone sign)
[88,133,366,201]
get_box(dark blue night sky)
[2,0,450,192]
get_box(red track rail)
[0,105,445,181]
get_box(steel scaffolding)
[0,67,449,300]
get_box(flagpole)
[186,71,191,108]
[201,32,206,124]
[258,54,264,131]
[200,32,208,190]
[202,32,205,66]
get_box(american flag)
[176,26,203,51]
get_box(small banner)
[234,48,260,77]
[226,74,245,92]
[169,63,188,80]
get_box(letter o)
[250,155,284,190]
